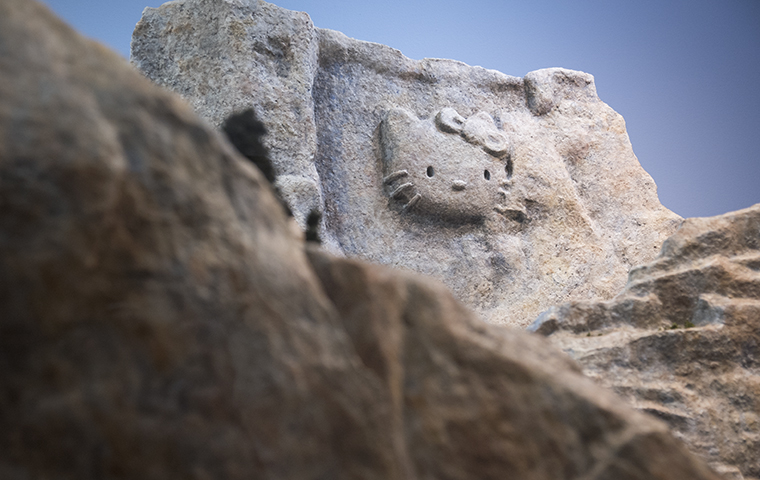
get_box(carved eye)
[505,160,513,179]
[426,166,434,177]
[484,169,491,180]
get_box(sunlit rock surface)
[532,204,760,479]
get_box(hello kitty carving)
[380,107,523,224]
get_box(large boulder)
[0,0,394,477]
[532,204,760,479]
[131,0,682,327]
[0,0,721,479]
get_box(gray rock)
[131,0,681,328]
[275,174,321,228]
[132,0,325,235]
[532,203,760,479]
[523,68,599,116]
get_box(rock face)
[131,0,682,327]
[0,1,722,478]
[531,204,760,479]
[306,249,723,480]
[132,0,323,232]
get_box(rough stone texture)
[131,0,682,326]
[131,0,323,230]
[306,248,724,480]
[531,204,760,479]
[1,1,394,478]
[0,1,723,479]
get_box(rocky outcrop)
[531,204,760,479]
[1,1,381,477]
[306,249,724,480]
[132,0,323,232]
[131,0,681,327]
[0,1,721,478]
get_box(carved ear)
[383,107,417,133]
[380,107,419,162]
[435,107,466,134]
[462,111,509,158]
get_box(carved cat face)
[380,107,521,224]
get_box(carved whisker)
[383,169,409,184]
[404,193,421,211]
[391,182,414,199]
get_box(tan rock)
[131,1,682,326]
[307,248,724,480]
[0,1,397,477]
[0,1,722,478]
[532,203,760,479]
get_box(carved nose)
[452,180,467,191]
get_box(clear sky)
[40,0,760,219]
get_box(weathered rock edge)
[1,1,720,479]
[532,204,760,479]
[131,0,682,327]
[306,248,724,480]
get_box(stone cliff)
[131,0,682,326]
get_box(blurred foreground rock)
[131,0,682,327]
[0,0,721,478]
[533,204,760,479]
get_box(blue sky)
[41,0,760,219]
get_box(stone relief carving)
[133,1,685,328]
[380,107,525,224]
